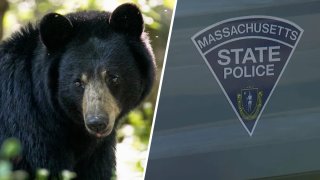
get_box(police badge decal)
[191,16,303,136]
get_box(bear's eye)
[74,80,85,89]
[108,74,120,85]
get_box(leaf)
[0,138,22,159]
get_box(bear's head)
[38,3,155,138]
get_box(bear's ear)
[109,3,144,38]
[39,13,73,50]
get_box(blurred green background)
[0,0,175,179]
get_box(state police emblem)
[191,16,303,136]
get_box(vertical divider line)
[142,0,178,179]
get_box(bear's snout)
[82,78,121,138]
[86,115,109,134]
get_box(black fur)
[0,3,155,180]
[109,3,144,37]
[39,13,73,50]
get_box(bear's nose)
[86,116,108,133]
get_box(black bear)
[0,3,155,179]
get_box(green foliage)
[3,0,174,39]
[0,138,21,160]
[117,102,154,175]
[60,170,77,180]
[0,138,77,180]
[118,102,154,149]
[35,169,49,180]
[0,138,26,180]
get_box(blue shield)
[192,16,303,135]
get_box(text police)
[218,46,280,79]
